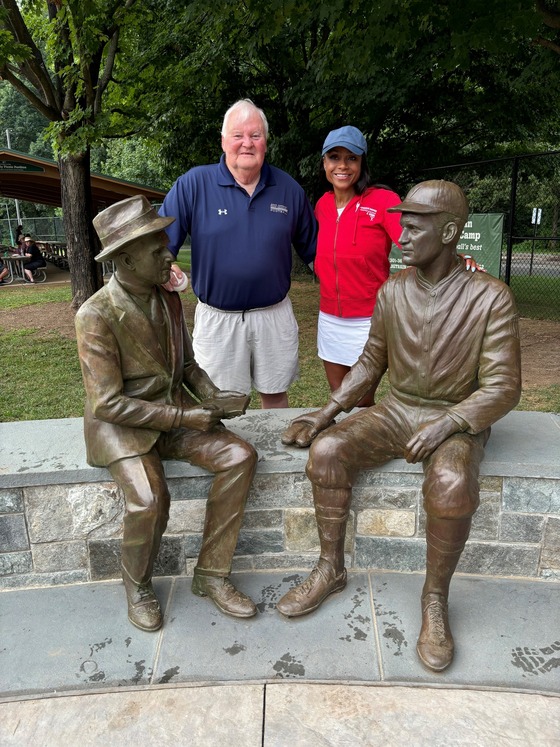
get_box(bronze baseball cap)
[93,195,174,262]
[388,180,469,222]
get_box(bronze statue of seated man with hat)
[75,195,258,632]
[279,180,521,672]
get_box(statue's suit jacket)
[75,275,218,468]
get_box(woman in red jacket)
[314,126,402,405]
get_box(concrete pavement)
[1,570,559,745]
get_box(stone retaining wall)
[1,411,559,589]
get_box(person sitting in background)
[0,259,9,284]
[21,235,46,283]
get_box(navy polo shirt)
[159,155,317,311]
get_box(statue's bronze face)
[124,231,174,288]
[398,212,447,272]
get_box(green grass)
[0,329,84,420]
[0,278,558,421]
[175,248,191,273]
[0,285,72,309]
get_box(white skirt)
[317,311,372,366]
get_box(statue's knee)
[424,483,479,520]
[226,440,258,471]
[307,433,346,484]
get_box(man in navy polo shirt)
[159,99,317,408]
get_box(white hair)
[221,99,269,139]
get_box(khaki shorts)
[193,297,299,394]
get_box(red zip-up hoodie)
[314,187,402,318]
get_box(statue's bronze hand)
[404,415,460,463]
[281,410,333,448]
[182,405,223,431]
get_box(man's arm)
[159,175,192,257]
[291,189,318,266]
[446,285,521,434]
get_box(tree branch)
[0,64,59,120]
[1,0,61,111]
[536,0,560,30]
[534,35,560,55]
[94,30,119,114]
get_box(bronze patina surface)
[279,180,521,672]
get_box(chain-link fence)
[416,151,560,320]
[0,215,65,246]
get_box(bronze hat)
[93,195,175,263]
[388,180,469,222]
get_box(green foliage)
[131,0,560,197]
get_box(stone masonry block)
[417,490,501,539]
[0,551,32,576]
[284,508,318,552]
[32,541,88,573]
[241,509,283,530]
[0,488,23,513]
[357,509,415,538]
[167,476,213,501]
[184,534,202,561]
[235,529,284,556]
[479,476,502,492]
[503,477,560,514]
[353,486,420,511]
[470,491,501,540]
[167,499,206,534]
[25,483,123,543]
[247,473,312,509]
[88,538,121,580]
[284,508,354,553]
[355,472,422,489]
[231,553,322,573]
[0,514,29,552]
[458,542,540,577]
[355,537,426,572]
[154,536,185,576]
[89,535,185,580]
[500,513,546,543]
[541,517,560,571]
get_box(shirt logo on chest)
[270,203,288,215]
[357,206,377,221]
[218,209,228,215]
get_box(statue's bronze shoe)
[416,592,454,672]
[276,558,347,618]
[191,572,257,618]
[124,579,163,632]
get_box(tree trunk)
[58,150,103,309]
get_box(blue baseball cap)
[322,126,367,156]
